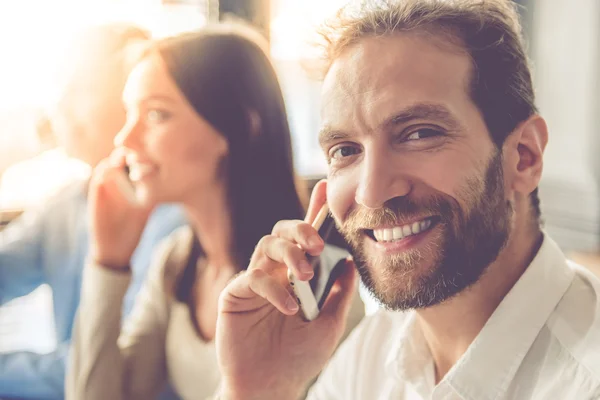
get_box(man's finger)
[305,179,328,224]
[271,220,324,256]
[252,235,314,280]
[220,269,299,316]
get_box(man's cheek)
[414,155,476,197]
[326,174,357,224]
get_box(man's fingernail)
[308,237,323,248]
[286,296,299,311]
[298,260,312,274]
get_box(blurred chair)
[569,251,600,277]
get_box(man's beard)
[336,151,512,311]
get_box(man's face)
[320,34,513,310]
[50,62,126,167]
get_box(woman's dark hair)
[152,25,306,299]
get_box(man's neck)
[416,225,543,383]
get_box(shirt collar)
[384,233,575,400]
[385,312,433,390]
[446,233,575,400]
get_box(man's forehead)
[320,34,473,124]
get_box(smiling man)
[215,1,600,399]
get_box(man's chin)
[355,251,449,310]
[360,243,441,275]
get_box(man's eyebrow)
[318,103,462,147]
[382,103,462,131]
[318,128,351,148]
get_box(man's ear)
[502,114,548,195]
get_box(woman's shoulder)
[162,224,195,250]
[147,225,196,295]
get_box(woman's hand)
[88,149,154,269]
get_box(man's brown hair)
[318,0,540,219]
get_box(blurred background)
[0,0,599,384]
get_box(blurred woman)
[66,24,363,400]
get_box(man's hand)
[216,180,357,400]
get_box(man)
[0,24,186,399]
[214,1,600,399]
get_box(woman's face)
[115,52,229,206]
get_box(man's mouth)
[364,216,440,243]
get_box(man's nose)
[355,151,412,209]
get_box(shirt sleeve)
[0,208,45,304]
[0,185,80,399]
[0,342,68,399]
[124,204,187,317]
[66,238,174,400]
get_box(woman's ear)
[503,114,548,195]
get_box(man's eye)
[147,109,170,123]
[331,146,361,160]
[406,128,442,141]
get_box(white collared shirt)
[309,235,600,399]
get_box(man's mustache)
[339,195,451,233]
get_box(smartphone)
[114,165,140,205]
[288,204,349,321]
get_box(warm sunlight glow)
[269,0,351,176]
[0,0,206,209]
[0,0,207,110]
[270,0,349,60]
[0,1,135,109]
[0,2,72,109]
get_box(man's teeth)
[373,219,433,242]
